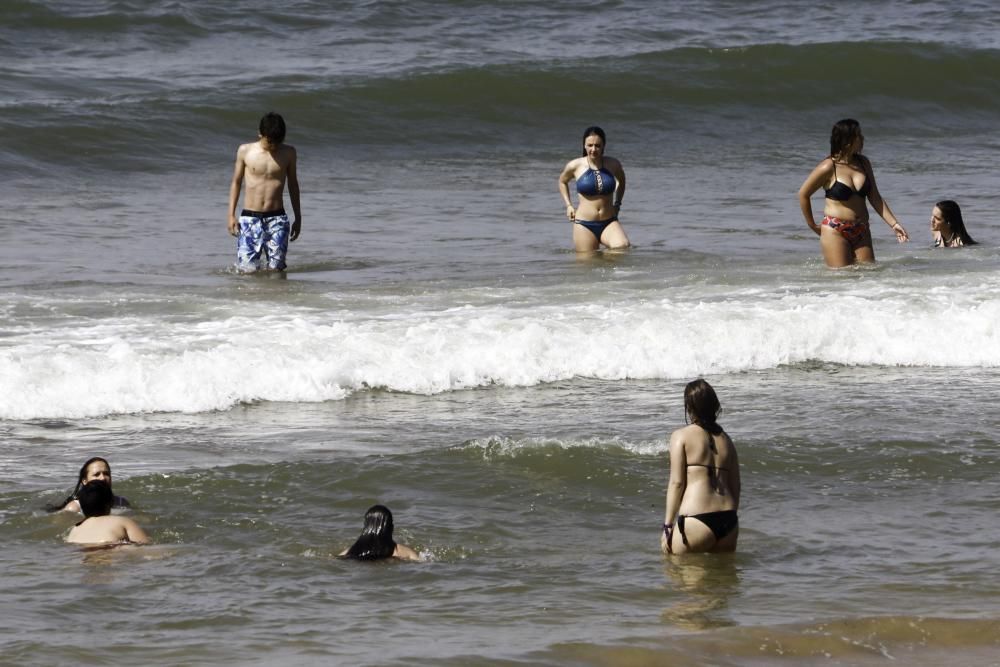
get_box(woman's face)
[84,460,112,485]
[930,206,950,233]
[583,134,605,161]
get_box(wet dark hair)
[76,480,114,518]
[830,118,862,159]
[45,457,111,512]
[935,200,978,245]
[581,126,606,157]
[259,112,286,144]
[343,505,397,561]
[684,379,723,435]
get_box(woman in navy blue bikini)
[797,118,909,268]
[558,126,630,252]
[662,379,741,555]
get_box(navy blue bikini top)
[825,159,870,201]
[576,165,616,197]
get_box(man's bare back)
[66,515,150,546]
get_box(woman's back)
[675,424,739,515]
[663,378,742,554]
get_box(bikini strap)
[687,463,728,471]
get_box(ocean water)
[2,1,1000,665]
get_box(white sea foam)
[2,284,999,420]
[461,435,668,458]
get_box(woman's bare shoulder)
[815,156,836,171]
[394,544,421,561]
[669,423,703,447]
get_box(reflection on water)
[78,544,173,584]
[660,554,741,631]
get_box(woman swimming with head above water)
[46,457,131,513]
[931,200,977,247]
[662,379,741,555]
[558,126,630,252]
[798,118,909,267]
[340,505,420,561]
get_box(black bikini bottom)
[678,510,738,543]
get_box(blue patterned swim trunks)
[236,208,290,272]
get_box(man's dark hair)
[77,480,114,518]
[259,112,286,144]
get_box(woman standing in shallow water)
[558,126,630,252]
[798,118,909,267]
[662,379,741,555]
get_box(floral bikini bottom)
[821,215,869,246]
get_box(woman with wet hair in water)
[340,505,419,561]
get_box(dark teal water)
[2,1,1000,664]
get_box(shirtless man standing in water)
[227,112,302,272]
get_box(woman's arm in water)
[861,156,909,242]
[664,429,688,526]
[609,157,626,210]
[558,159,579,221]
[729,440,741,508]
[661,429,688,553]
[798,159,832,236]
[393,544,421,561]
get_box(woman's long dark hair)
[343,505,397,561]
[830,118,862,159]
[684,379,723,436]
[936,199,978,245]
[581,126,606,157]
[45,457,110,512]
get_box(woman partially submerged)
[662,379,741,555]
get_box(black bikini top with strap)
[825,159,871,201]
[687,463,729,472]
[686,424,730,477]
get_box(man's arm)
[122,517,151,545]
[227,145,247,237]
[287,146,301,241]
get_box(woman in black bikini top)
[797,118,910,268]
[662,379,742,555]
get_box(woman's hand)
[662,522,674,554]
[566,204,576,222]
[892,222,909,242]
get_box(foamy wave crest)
[460,435,666,459]
[3,286,999,419]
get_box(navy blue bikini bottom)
[575,216,617,240]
